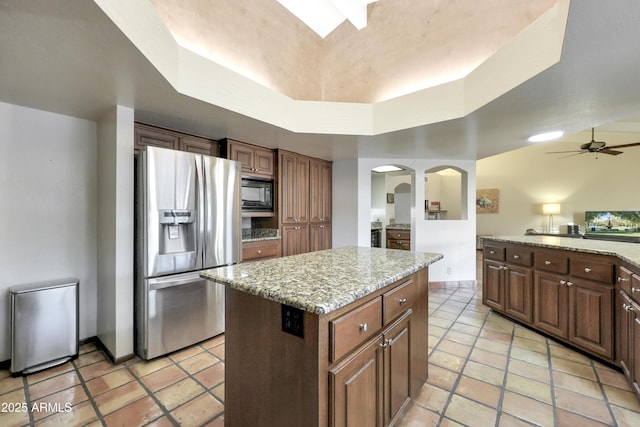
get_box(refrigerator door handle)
[196,154,205,267]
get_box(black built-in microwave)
[241,176,274,212]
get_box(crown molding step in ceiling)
[94,0,568,136]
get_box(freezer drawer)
[10,279,79,375]
[137,272,224,360]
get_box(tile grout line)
[21,375,35,427]
[493,314,517,426]
[123,363,180,427]
[70,358,107,427]
[590,358,620,426]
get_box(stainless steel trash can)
[10,278,79,375]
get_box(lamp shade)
[542,203,561,215]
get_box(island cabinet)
[482,243,533,323]
[616,265,640,398]
[222,268,429,427]
[482,240,615,362]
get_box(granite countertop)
[386,224,411,230]
[201,246,443,315]
[242,228,280,243]
[486,235,640,270]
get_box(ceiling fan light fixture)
[528,130,564,143]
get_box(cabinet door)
[280,152,309,224]
[483,261,505,312]
[229,142,255,173]
[533,271,569,339]
[134,125,178,150]
[505,265,533,323]
[253,146,274,176]
[632,304,640,397]
[384,312,411,425]
[310,223,331,252]
[569,279,613,359]
[618,291,633,378]
[179,136,216,156]
[281,224,309,257]
[310,159,332,223]
[330,336,383,427]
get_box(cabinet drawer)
[570,257,614,284]
[242,239,280,261]
[534,250,569,274]
[483,244,505,261]
[330,297,382,363]
[383,279,416,323]
[387,240,410,250]
[386,229,410,240]
[506,246,533,267]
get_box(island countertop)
[486,235,640,269]
[200,246,443,315]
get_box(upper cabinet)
[221,139,274,178]
[134,122,219,156]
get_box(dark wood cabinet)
[279,150,332,256]
[616,265,640,399]
[242,239,281,262]
[281,223,309,256]
[134,122,219,156]
[484,240,615,363]
[280,151,309,225]
[482,243,532,323]
[310,223,331,253]
[310,158,332,223]
[222,139,274,177]
[330,335,383,427]
[386,229,410,251]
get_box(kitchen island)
[201,246,442,427]
[481,235,640,402]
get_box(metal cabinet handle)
[545,260,551,265]
[380,338,393,348]
[513,254,520,259]
[566,281,574,287]
[502,266,509,271]
[399,298,407,305]
[560,280,566,285]
[489,250,496,254]
[623,303,634,312]
[584,267,592,273]
[257,250,262,254]
[619,277,630,282]
[632,287,640,293]
[359,323,368,332]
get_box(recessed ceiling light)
[372,165,403,173]
[528,131,564,142]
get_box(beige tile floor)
[1,253,640,426]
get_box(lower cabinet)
[310,223,332,252]
[281,223,309,256]
[617,265,640,399]
[386,229,410,251]
[242,239,281,261]
[483,240,615,363]
[330,311,412,427]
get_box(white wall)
[476,131,640,237]
[96,106,135,361]
[0,102,97,360]
[331,158,477,281]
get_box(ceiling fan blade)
[546,150,584,154]
[558,151,588,159]
[599,148,623,155]
[605,141,640,149]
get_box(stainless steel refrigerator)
[135,146,241,360]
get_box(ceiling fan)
[547,128,640,158]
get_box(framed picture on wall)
[476,188,499,213]
[387,193,394,203]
